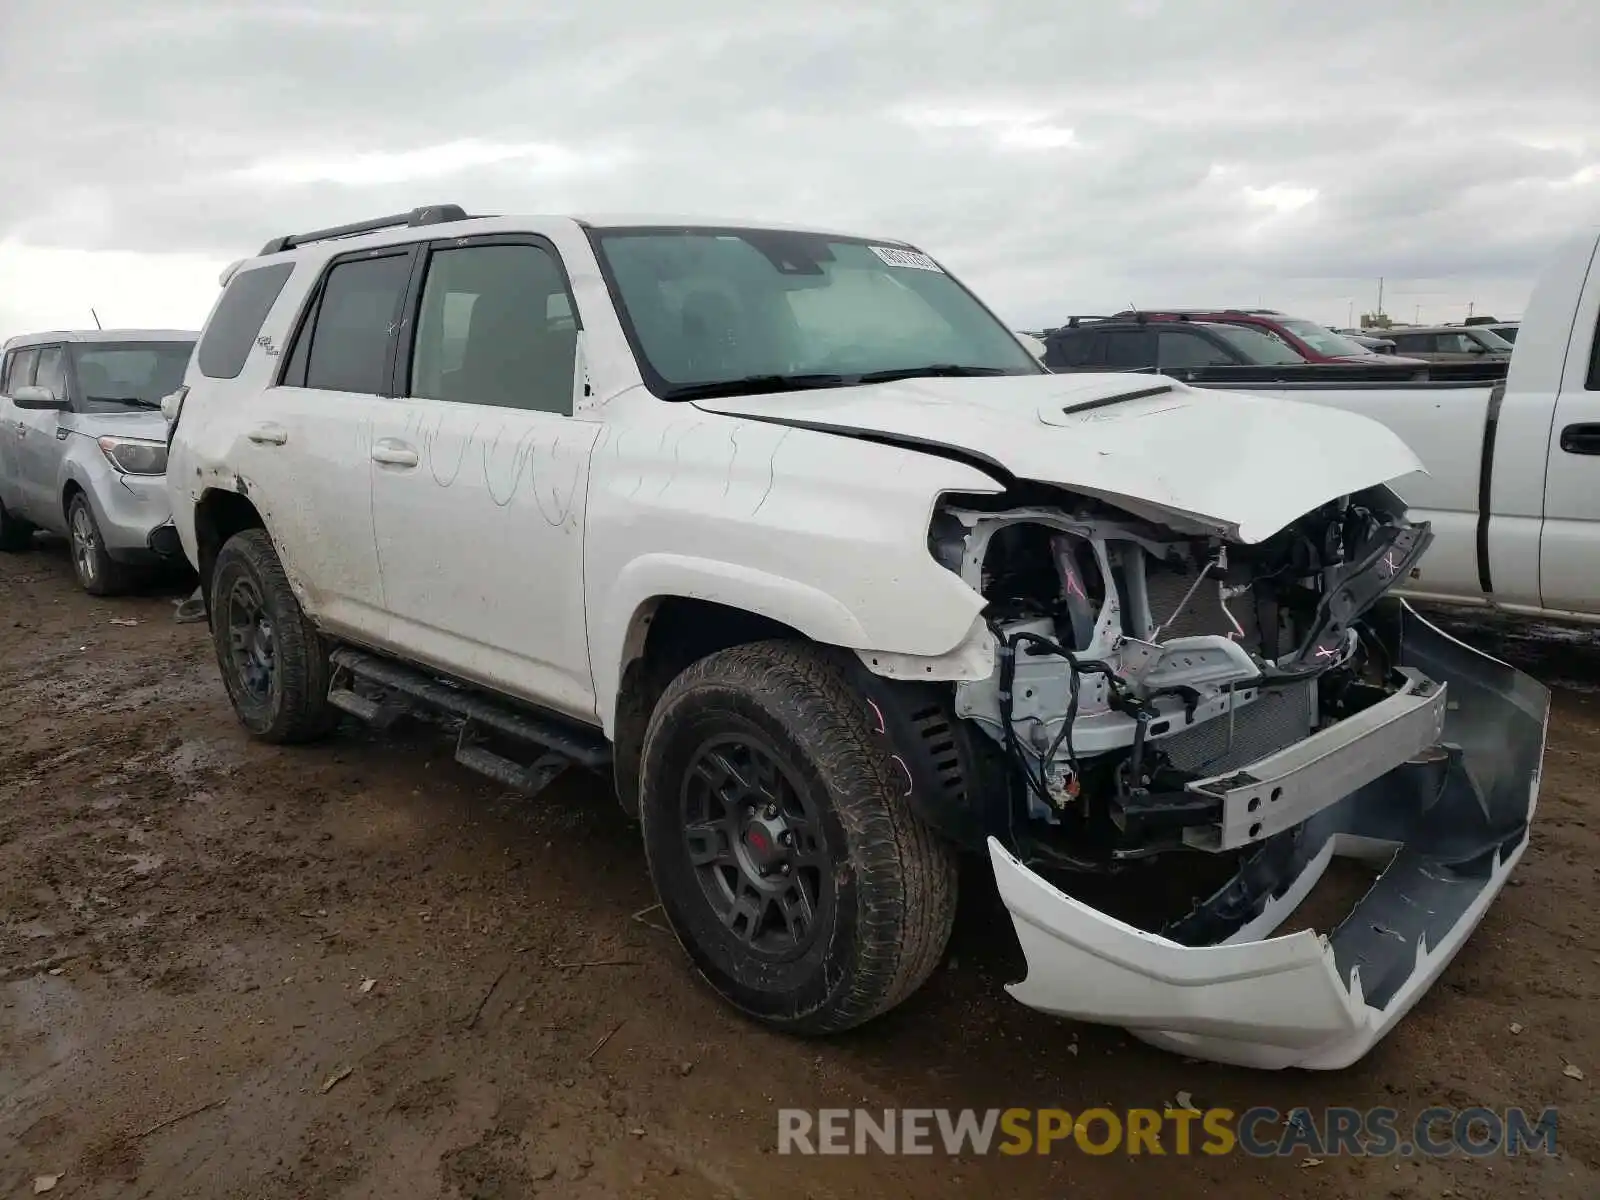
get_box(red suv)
[1110,308,1430,367]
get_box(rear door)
[14,345,69,528]
[243,248,417,641]
[0,348,36,512]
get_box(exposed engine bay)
[914,483,1546,1068]
[928,485,1434,868]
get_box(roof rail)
[1106,311,1197,325]
[1052,313,1207,330]
[256,204,473,256]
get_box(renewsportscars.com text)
[777,1106,1559,1158]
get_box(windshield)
[591,227,1041,397]
[1470,327,1515,352]
[70,341,194,412]
[1209,324,1308,365]
[1275,318,1371,357]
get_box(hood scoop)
[1054,382,1176,417]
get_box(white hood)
[692,372,1424,542]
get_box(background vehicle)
[1177,227,1600,625]
[1340,330,1401,354]
[1109,307,1431,367]
[1045,313,1308,371]
[1042,314,1429,382]
[1380,324,1514,362]
[1462,319,1521,345]
[162,204,1542,1069]
[0,329,196,593]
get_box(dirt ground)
[2,538,1597,1200]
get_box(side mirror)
[1467,343,1488,355]
[160,386,188,424]
[11,385,69,411]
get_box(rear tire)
[210,528,337,743]
[67,493,133,595]
[0,498,32,552]
[638,640,958,1034]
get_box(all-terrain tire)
[0,497,33,552]
[67,493,134,596]
[210,528,338,744]
[638,639,958,1035]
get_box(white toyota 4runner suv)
[164,205,1548,1069]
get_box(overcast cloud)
[2,0,1596,339]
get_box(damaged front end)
[927,485,1548,1069]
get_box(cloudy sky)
[2,0,1596,341]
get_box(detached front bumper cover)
[989,603,1549,1070]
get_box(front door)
[367,235,600,722]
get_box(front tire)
[638,640,958,1034]
[210,528,337,744]
[67,493,132,595]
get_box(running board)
[327,648,611,797]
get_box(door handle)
[371,439,419,468]
[1560,423,1600,456]
[248,423,288,446]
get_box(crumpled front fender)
[989,603,1550,1070]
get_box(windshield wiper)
[854,364,1018,383]
[663,373,848,402]
[86,395,161,409]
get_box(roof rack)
[257,204,473,256]
[1108,307,1285,318]
[1047,313,1207,331]
[1101,311,1201,325]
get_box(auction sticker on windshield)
[869,246,944,272]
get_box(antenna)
[90,307,103,330]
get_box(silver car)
[0,329,197,594]
[1381,324,1514,363]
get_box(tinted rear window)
[197,262,296,379]
[1103,329,1153,370]
[303,253,413,395]
[1045,329,1093,368]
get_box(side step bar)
[327,648,611,797]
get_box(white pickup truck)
[163,206,1547,1071]
[1192,226,1600,624]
